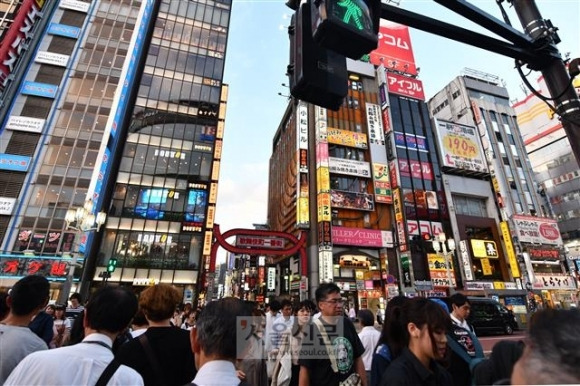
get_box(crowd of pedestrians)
[1,275,580,385]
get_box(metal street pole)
[510,0,580,164]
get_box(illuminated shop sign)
[512,215,563,245]
[0,153,31,172]
[236,236,285,249]
[0,0,45,89]
[327,128,368,149]
[394,131,428,152]
[470,239,499,258]
[332,226,393,248]
[386,72,425,100]
[21,81,58,98]
[1,256,70,278]
[47,23,81,39]
[372,163,391,204]
[328,157,371,178]
[434,119,488,173]
[398,159,433,180]
[370,22,418,75]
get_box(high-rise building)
[429,69,576,310]
[0,0,231,302]
[513,74,580,299]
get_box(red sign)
[370,22,417,76]
[386,72,425,100]
[0,0,45,89]
[398,159,433,180]
[539,223,560,240]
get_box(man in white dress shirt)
[5,286,143,385]
[357,309,380,386]
[189,297,253,385]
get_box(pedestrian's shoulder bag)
[95,358,121,386]
[313,319,362,386]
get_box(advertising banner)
[366,103,385,146]
[470,239,499,259]
[398,159,433,180]
[459,240,474,281]
[319,250,334,282]
[327,127,368,149]
[427,253,456,287]
[21,81,58,98]
[330,190,374,211]
[328,157,371,178]
[370,22,418,76]
[296,101,309,228]
[500,221,520,278]
[0,153,31,172]
[386,72,425,100]
[6,116,45,133]
[317,192,331,222]
[512,215,563,245]
[372,163,392,203]
[533,274,576,290]
[394,131,428,152]
[434,119,488,173]
[0,197,16,215]
[332,226,393,248]
[47,23,81,39]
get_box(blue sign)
[21,81,58,98]
[394,131,428,152]
[47,23,81,39]
[0,153,32,172]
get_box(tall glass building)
[0,0,231,302]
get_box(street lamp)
[57,199,107,305]
[432,233,456,293]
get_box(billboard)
[434,119,488,173]
[512,215,563,245]
[369,22,417,76]
[386,72,425,101]
[332,226,393,248]
[329,157,371,178]
[398,159,433,180]
[331,190,374,211]
[372,163,391,203]
[327,127,368,149]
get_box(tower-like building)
[429,69,576,310]
[0,0,231,302]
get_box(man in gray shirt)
[0,275,50,383]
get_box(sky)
[214,0,580,238]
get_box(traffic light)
[107,257,118,273]
[311,0,380,59]
[287,2,348,111]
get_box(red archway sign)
[209,224,308,276]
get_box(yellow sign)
[500,221,520,278]
[317,167,330,193]
[471,239,499,258]
[443,133,479,158]
[206,205,215,228]
[481,258,492,275]
[492,177,500,193]
[493,281,506,290]
[203,230,213,255]
[211,160,220,180]
[327,127,368,149]
[317,193,331,222]
[393,188,403,221]
[209,183,218,204]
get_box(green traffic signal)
[107,257,118,273]
[331,0,371,31]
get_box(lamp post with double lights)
[56,199,106,305]
[432,233,456,293]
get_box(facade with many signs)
[0,0,232,302]
[429,68,576,312]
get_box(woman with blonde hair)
[116,284,196,386]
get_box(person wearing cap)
[52,304,71,348]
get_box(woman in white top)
[51,304,71,348]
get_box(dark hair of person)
[358,309,375,327]
[376,295,410,357]
[85,286,138,333]
[522,308,580,383]
[67,310,86,345]
[9,275,50,316]
[269,299,282,312]
[196,297,253,360]
[54,305,68,321]
[291,300,316,336]
[132,309,148,327]
[69,292,83,303]
[0,291,9,321]
[389,297,451,358]
[280,298,292,309]
[315,282,341,303]
[449,293,470,308]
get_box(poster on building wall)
[330,190,374,211]
[370,22,418,76]
[427,253,456,288]
[372,163,392,203]
[328,157,371,178]
[366,103,385,146]
[512,215,563,245]
[434,119,489,173]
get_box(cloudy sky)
[215,0,579,242]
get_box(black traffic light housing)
[311,0,380,59]
[287,2,348,111]
[107,257,118,273]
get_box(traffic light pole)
[380,0,580,163]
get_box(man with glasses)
[298,283,366,386]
